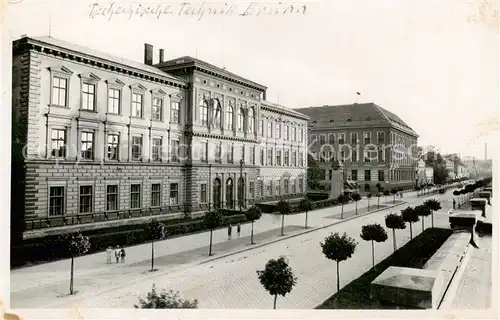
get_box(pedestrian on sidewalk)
[228,224,232,240]
[237,223,241,238]
[114,246,120,263]
[106,246,112,264]
[120,247,126,263]
[400,192,403,199]
[453,198,456,209]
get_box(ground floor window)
[378,170,385,182]
[352,169,358,180]
[284,180,289,194]
[130,184,141,209]
[170,183,179,205]
[106,185,118,211]
[151,183,161,207]
[249,181,255,199]
[49,186,65,216]
[364,170,371,181]
[79,185,93,213]
[298,179,303,193]
[200,183,207,203]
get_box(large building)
[11,35,309,240]
[296,103,419,192]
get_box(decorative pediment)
[78,72,101,81]
[106,78,125,87]
[130,83,147,91]
[151,88,167,96]
[169,92,184,101]
[48,65,73,76]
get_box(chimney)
[144,43,153,66]
[159,49,164,63]
[263,91,267,101]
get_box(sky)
[2,0,499,159]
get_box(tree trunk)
[355,201,358,215]
[69,256,74,295]
[393,195,396,203]
[371,240,375,269]
[273,294,278,309]
[392,228,397,252]
[431,212,434,228]
[250,220,255,244]
[151,240,155,271]
[281,214,285,236]
[377,197,380,209]
[209,230,213,256]
[409,223,413,240]
[341,204,344,219]
[368,199,370,212]
[305,210,308,229]
[336,260,340,292]
[422,217,425,232]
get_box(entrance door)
[213,178,221,209]
[226,178,234,209]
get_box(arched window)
[213,99,221,128]
[213,178,222,209]
[226,178,234,209]
[238,107,245,132]
[199,99,208,126]
[226,102,233,130]
[238,177,245,208]
[248,107,255,133]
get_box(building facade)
[296,103,419,192]
[11,36,308,239]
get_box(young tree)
[423,199,442,228]
[245,205,263,245]
[135,285,198,309]
[277,200,291,236]
[298,197,313,229]
[360,224,388,269]
[203,210,224,256]
[414,204,432,232]
[352,193,361,215]
[376,192,381,209]
[376,183,382,193]
[390,188,398,203]
[337,194,349,219]
[401,206,419,240]
[364,183,370,192]
[257,256,297,309]
[366,193,372,212]
[385,213,406,252]
[320,232,357,292]
[147,219,167,272]
[383,190,390,204]
[58,232,91,295]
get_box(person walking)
[114,246,120,263]
[106,246,112,264]
[227,224,232,240]
[120,247,126,263]
[237,223,241,238]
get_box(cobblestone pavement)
[12,190,456,309]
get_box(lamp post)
[239,158,244,213]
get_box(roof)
[260,100,309,121]
[155,56,267,91]
[294,102,418,136]
[22,36,186,85]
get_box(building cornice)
[13,37,188,90]
[261,104,309,121]
[189,131,258,143]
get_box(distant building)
[295,103,419,192]
[416,159,434,185]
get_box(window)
[284,180,289,194]
[364,150,370,163]
[260,149,264,165]
[106,185,118,211]
[267,181,273,196]
[276,123,281,138]
[49,186,65,216]
[329,133,335,144]
[200,100,208,126]
[201,142,208,162]
[298,179,303,192]
[249,146,255,164]
[299,152,304,166]
[284,125,289,140]
[284,150,289,166]
[200,183,207,203]
[152,138,162,162]
[132,93,144,118]
[226,104,234,130]
[329,170,333,180]
[51,76,67,107]
[338,133,345,144]
[249,181,255,199]
[130,184,141,209]
[248,108,255,133]
[352,169,358,180]
[169,183,179,205]
[378,148,384,162]
[171,140,180,162]
[151,183,161,207]
[152,97,163,121]
[300,128,304,142]
[51,129,66,158]
[276,180,281,195]
[267,122,273,138]
[292,180,296,193]
[79,185,93,213]
[171,101,180,123]
[132,136,143,160]
[82,83,96,111]
[378,170,385,182]
[260,120,264,136]
[213,101,222,128]
[365,170,371,181]
[351,133,358,145]
[241,145,245,161]
[227,144,234,163]
[351,150,358,163]
[238,107,245,131]
[364,132,371,144]
[377,132,385,144]
[267,148,273,165]
[107,133,119,160]
[108,88,121,114]
[319,134,326,144]
[215,143,222,163]
[80,131,94,160]
[276,150,281,166]
[291,127,296,141]
[292,151,297,166]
